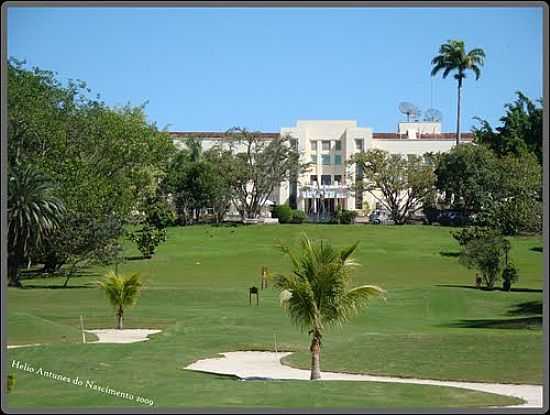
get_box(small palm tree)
[274,234,385,380]
[431,40,486,145]
[8,164,65,287]
[98,271,143,329]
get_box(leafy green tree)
[274,235,385,380]
[129,225,167,259]
[203,146,237,224]
[474,152,542,235]
[98,271,144,329]
[7,164,65,287]
[226,128,304,219]
[8,59,176,274]
[351,149,436,224]
[473,92,543,163]
[458,231,509,289]
[431,40,486,145]
[435,144,498,215]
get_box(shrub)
[7,374,15,393]
[502,263,519,291]
[145,197,176,229]
[332,207,357,224]
[291,209,306,224]
[272,204,294,224]
[452,226,492,247]
[129,225,167,259]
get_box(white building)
[171,120,473,219]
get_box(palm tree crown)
[274,234,385,379]
[98,271,143,329]
[431,40,485,84]
[8,164,65,286]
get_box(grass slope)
[6,225,543,408]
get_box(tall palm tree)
[98,271,143,329]
[7,164,65,287]
[431,40,486,145]
[274,234,385,380]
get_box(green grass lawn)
[6,224,543,408]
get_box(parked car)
[437,210,470,227]
[368,209,394,225]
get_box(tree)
[203,146,237,224]
[7,164,65,287]
[225,128,303,219]
[458,231,510,289]
[431,40,486,145]
[435,144,498,215]
[274,235,385,380]
[351,149,436,224]
[8,59,176,274]
[473,92,543,163]
[476,152,542,235]
[98,271,143,329]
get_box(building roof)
[170,131,474,141]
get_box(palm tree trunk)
[117,306,123,329]
[456,77,463,146]
[309,332,321,380]
[7,259,22,288]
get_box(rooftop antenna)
[423,108,443,123]
[399,102,420,122]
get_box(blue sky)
[7,6,543,133]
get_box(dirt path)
[185,351,543,408]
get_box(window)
[310,175,318,184]
[354,139,364,151]
[321,175,332,185]
[321,154,331,165]
[310,140,318,152]
[334,154,342,165]
[335,140,342,151]
[310,154,317,163]
[290,139,298,150]
[334,175,342,185]
[322,140,331,151]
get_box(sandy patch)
[7,343,43,349]
[185,351,543,408]
[85,329,161,344]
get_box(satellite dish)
[399,102,419,122]
[424,108,443,122]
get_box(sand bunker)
[7,343,43,349]
[185,351,543,408]
[85,329,161,344]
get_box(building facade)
[171,120,473,219]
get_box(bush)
[332,207,357,224]
[145,197,176,229]
[452,226,492,247]
[7,374,15,393]
[291,209,306,224]
[272,204,294,224]
[502,263,519,291]
[129,225,167,259]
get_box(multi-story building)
[171,120,473,219]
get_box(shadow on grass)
[507,301,542,316]
[446,300,542,330]
[530,246,543,253]
[446,317,542,330]
[21,283,97,290]
[125,255,148,261]
[439,251,461,258]
[435,284,543,293]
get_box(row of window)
[310,174,343,186]
[310,139,365,152]
[310,154,343,165]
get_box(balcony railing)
[300,184,350,199]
